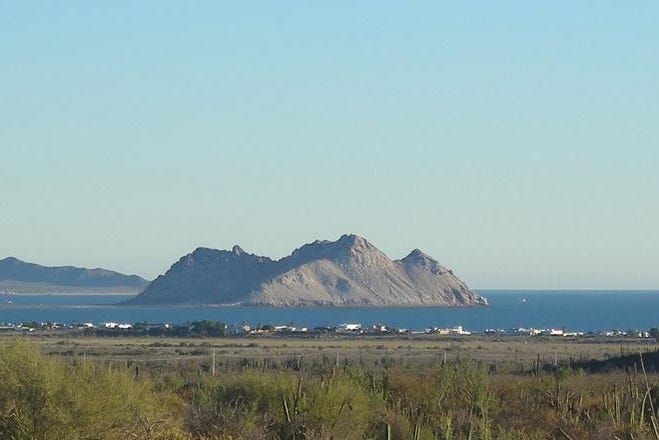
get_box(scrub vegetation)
[2,339,659,439]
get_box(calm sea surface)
[1,290,658,332]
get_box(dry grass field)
[7,333,658,371]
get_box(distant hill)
[0,257,149,293]
[127,234,487,306]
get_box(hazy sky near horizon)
[1,2,658,289]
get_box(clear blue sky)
[1,2,657,289]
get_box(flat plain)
[9,333,657,371]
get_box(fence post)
[212,349,216,376]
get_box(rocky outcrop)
[129,246,278,304]
[127,234,487,306]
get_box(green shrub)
[0,341,187,439]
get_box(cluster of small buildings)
[249,323,473,336]
[484,327,585,337]
[0,319,656,340]
[484,327,653,339]
[0,321,143,332]
[341,323,473,335]
[0,323,36,332]
[601,329,651,338]
[68,321,140,330]
[0,321,65,332]
[100,322,133,330]
[267,325,309,334]
[426,325,472,336]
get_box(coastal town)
[0,319,654,340]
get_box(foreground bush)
[186,370,381,439]
[0,341,188,439]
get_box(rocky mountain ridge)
[128,234,487,306]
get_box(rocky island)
[127,234,487,306]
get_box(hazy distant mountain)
[128,234,487,306]
[0,257,149,293]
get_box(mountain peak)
[287,234,379,265]
[232,245,246,256]
[403,248,435,262]
[337,234,369,249]
[399,249,446,275]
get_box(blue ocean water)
[0,290,658,332]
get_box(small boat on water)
[0,291,16,305]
